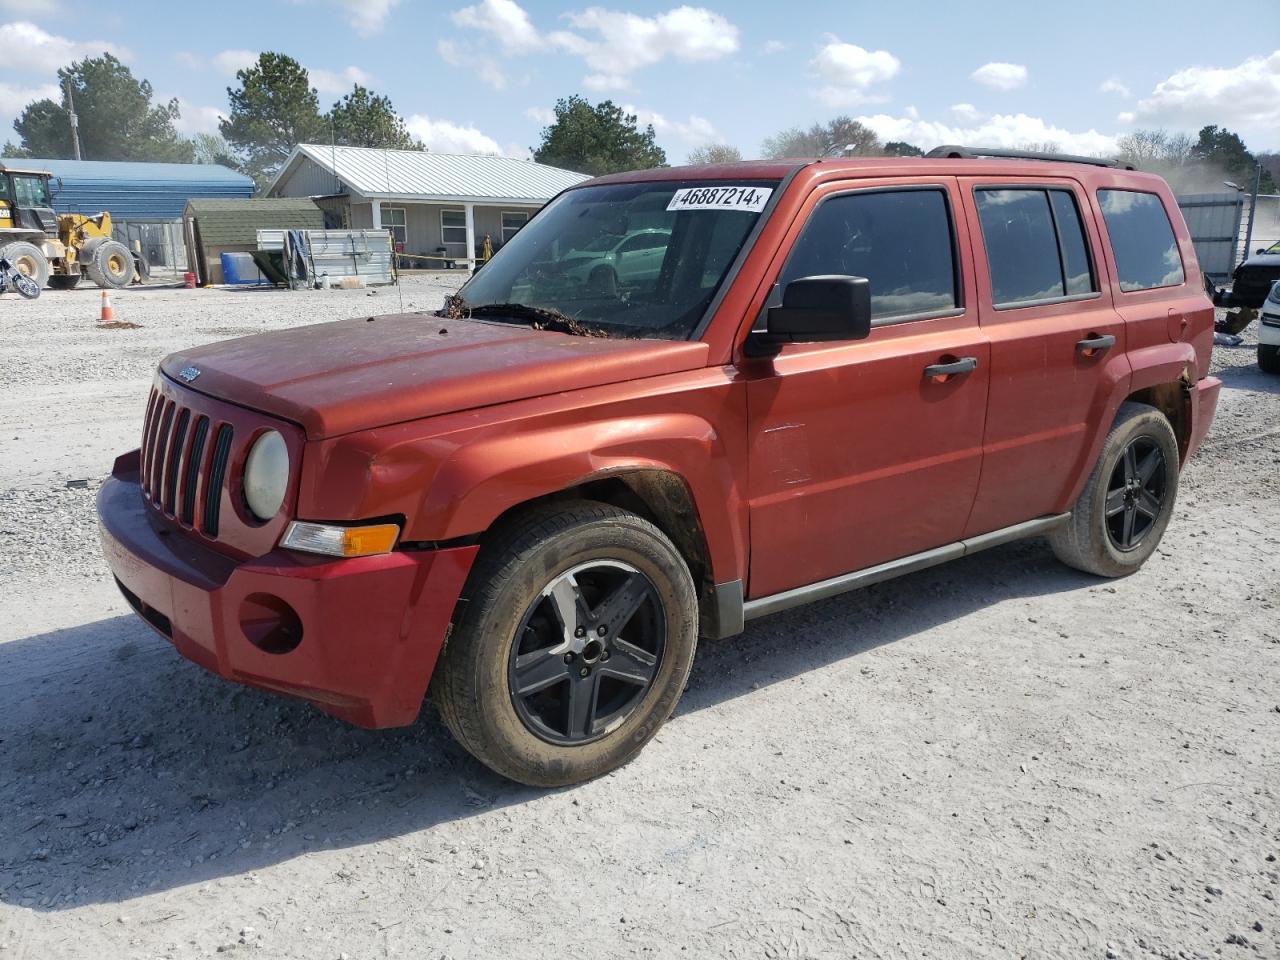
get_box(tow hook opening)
[239,593,304,655]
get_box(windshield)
[454,179,776,339]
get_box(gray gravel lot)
[0,280,1277,959]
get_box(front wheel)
[1259,343,1280,375]
[1050,402,1180,577]
[433,502,698,787]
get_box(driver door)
[745,179,990,599]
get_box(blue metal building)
[2,157,255,221]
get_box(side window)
[1049,191,1095,295]
[619,232,667,253]
[441,208,467,246]
[1097,189,1185,292]
[382,206,407,246]
[780,188,958,322]
[974,188,1093,306]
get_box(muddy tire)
[47,274,81,291]
[433,501,698,787]
[1050,402,1180,578]
[86,240,133,289]
[1259,344,1280,375]
[0,241,49,289]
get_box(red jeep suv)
[98,147,1220,786]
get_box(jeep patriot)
[98,147,1221,786]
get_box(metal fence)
[256,228,395,286]
[1240,194,1280,261]
[111,219,188,277]
[1175,192,1244,283]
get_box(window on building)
[975,188,1098,306]
[382,206,407,246]
[1097,189,1185,292]
[501,211,529,245]
[780,188,959,322]
[441,208,467,246]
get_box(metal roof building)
[2,157,255,222]
[266,144,590,269]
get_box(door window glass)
[975,189,1067,305]
[780,188,958,321]
[11,175,50,207]
[1097,189,1185,291]
[1049,191,1095,295]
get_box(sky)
[0,0,1277,162]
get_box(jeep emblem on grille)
[178,366,201,382]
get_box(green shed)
[183,197,323,285]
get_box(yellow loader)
[0,160,141,289]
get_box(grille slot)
[163,409,190,514]
[140,390,162,495]
[150,401,175,502]
[203,424,234,537]
[181,415,210,526]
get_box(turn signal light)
[281,521,400,558]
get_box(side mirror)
[1257,247,1267,256]
[758,275,872,349]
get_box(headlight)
[1268,280,1280,304]
[243,430,289,520]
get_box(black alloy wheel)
[508,560,665,746]
[1104,437,1167,552]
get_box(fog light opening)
[240,593,303,655]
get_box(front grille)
[139,387,234,538]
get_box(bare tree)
[762,117,881,159]
[687,143,743,165]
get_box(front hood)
[161,313,708,439]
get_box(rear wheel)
[1259,344,1280,375]
[86,240,132,289]
[433,501,698,787]
[0,241,49,289]
[1050,402,1180,577]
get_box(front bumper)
[1260,306,1280,346]
[97,453,478,728]
[1184,376,1222,463]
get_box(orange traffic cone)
[99,290,114,323]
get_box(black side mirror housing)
[750,276,872,355]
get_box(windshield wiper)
[440,296,612,338]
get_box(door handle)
[1076,333,1116,354]
[923,356,978,380]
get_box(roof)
[185,197,324,246]
[0,157,255,220]
[268,144,591,204]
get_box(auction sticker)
[667,185,773,213]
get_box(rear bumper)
[1184,376,1222,462]
[97,455,478,728]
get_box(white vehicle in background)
[1260,280,1280,374]
[562,228,671,292]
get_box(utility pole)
[64,77,82,161]
[1242,162,1261,261]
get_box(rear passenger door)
[960,180,1129,536]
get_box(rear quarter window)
[1097,189,1185,292]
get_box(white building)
[265,144,590,268]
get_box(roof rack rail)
[925,145,1134,171]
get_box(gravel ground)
[0,281,1277,960]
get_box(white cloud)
[808,36,900,106]
[309,65,375,95]
[857,111,1118,156]
[405,114,502,154]
[1117,111,1135,124]
[971,62,1028,91]
[761,39,786,55]
[0,80,61,137]
[524,105,555,125]
[623,103,719,145]
[449,2,739,89]
[171,100,225,136]
[1131,50,1280,146]
[949,102,982,121]
[212,49,259,74]
[338,0,400,36]
[0,0,58,15]
[1,20,130,73]
[438,38,507,89]
[1099,77,1131,98]
[452,0,540,52]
